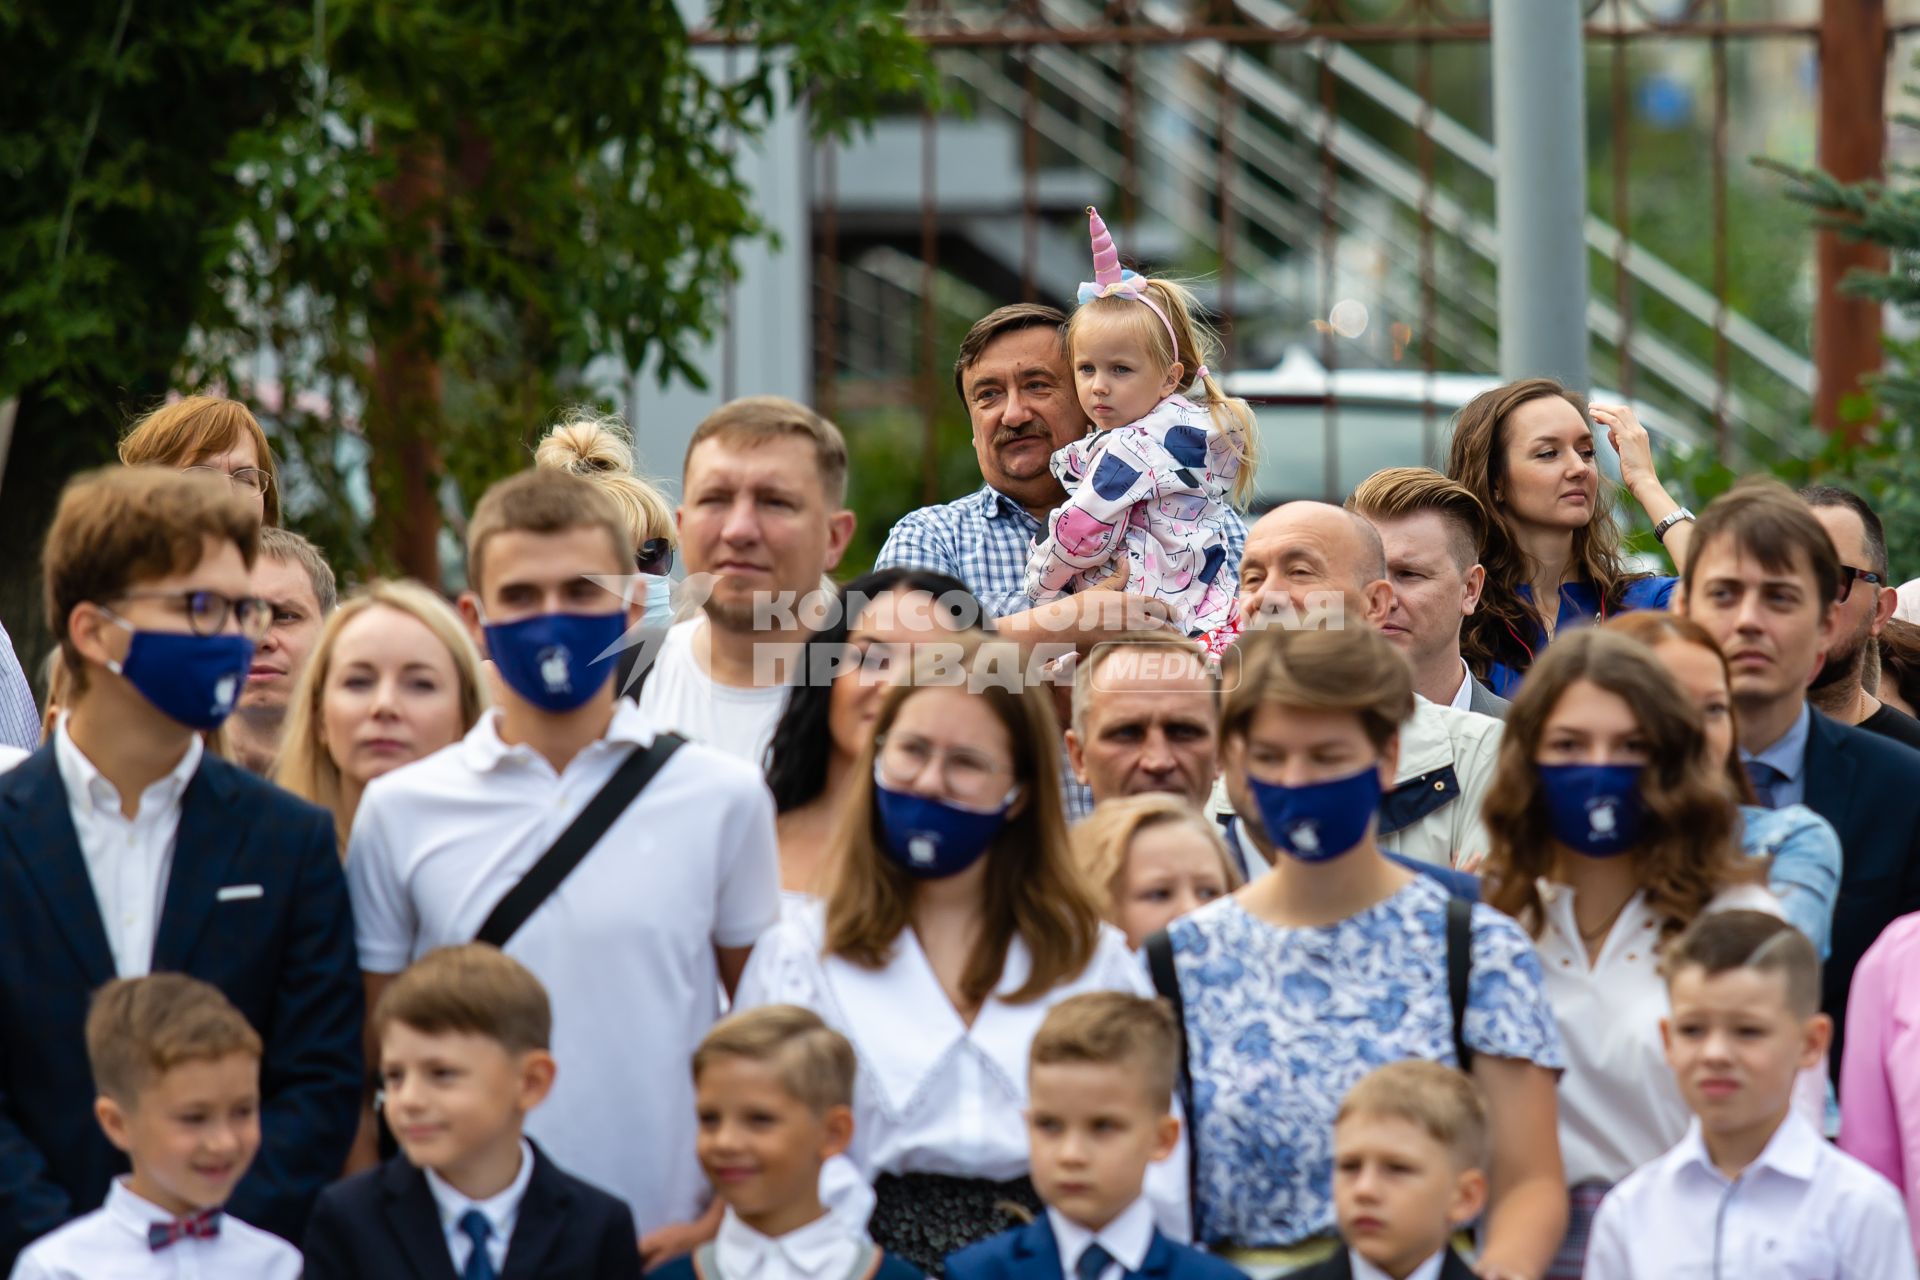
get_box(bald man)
[1213,501,1503,874]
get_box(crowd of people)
[4,243,1920,1280]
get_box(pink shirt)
[1839,910,1920,1254]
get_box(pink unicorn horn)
[1087,205,1123,287]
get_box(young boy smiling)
[655,1005,921,1280]
[11,974,298,1279]
[301,944,641,1279]
[946,993,1241,1280]
[1585,910,1916,1279]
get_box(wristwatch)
[1653,507,1695,545]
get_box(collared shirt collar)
[1741,701,1812,783]
[715,1207,865,1280]
[1446,658,1474,713]
[1672,1111,1822,1187]
[460,701,659,774]
[1350,1247,1445,1280]
[1048,1197,1156,1278]
[103,1177,196,1241]
[974,483,1046,530]
[424,1138,536,1247]
[53,711,202,817]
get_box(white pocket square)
[216,884,264,902]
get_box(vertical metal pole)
[1492,0,1590,392]
[920,107,940,505]
[817,140,839,420]
[1815,0,1887,440]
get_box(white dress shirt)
[425,1138,535,1277]
[347,702,781,1233]
[1049,1197,1154,1280]
[9,1177,300,1280]
[713,1207,867,1280]
[1351,1248,1444,1280]
[1446,659,1474,713]
[1585,1112,1919,1279]
[54,717,202,978]
[636,617,790,765]
[1534,880,1820,1186]
[735,901,1190,1241]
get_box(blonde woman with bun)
[1074,793,1240,949]
[534,410,677,629]
[275,580,489,851]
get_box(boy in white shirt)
[653,1005,922,1280]
[1586,909,1917,1280]
[11,974,298,1280]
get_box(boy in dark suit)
[301,944,640,1280]
[1291,1061,1484,1280]
[944,993,1242,1280]
[0,467,361,1269]
[652,1005,920,1280]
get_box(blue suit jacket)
[1801,709,1920,1072]
[945,1216,1246,1280]
[0,745,363,1266]
[302,1143,641,1280]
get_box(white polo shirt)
[347,702,781,1234]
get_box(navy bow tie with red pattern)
[148,1209,221,1251]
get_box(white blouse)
[1536,879,1821,1186]
[735,901,1190,1239]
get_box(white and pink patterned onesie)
[1024,394,1242,640]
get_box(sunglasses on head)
[637,538,674,577]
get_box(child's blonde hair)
[1030,992,1180,1113]
[1072,793,1242,926]
[692,1005,856,1116]
[1336,1060,1489,1172]
[86,975,263,1107]
[1066,277,1259,508]
[373,944,553,1056]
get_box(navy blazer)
[1801,709,1920,1070]
[0,746,362,1266]
[301,1143,642,1280]
[945,1216,1246,1280]
[1287,1245,1475,1280]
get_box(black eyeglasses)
[637,537,674,577]
[108,590,273,641]
[1838,564,1886,602]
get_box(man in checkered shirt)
[875,303,1247,817]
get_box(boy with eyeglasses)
[0,467,363,1271]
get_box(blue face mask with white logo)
[107,626,253,731]
[873,773,1018,879]
[1246,765,1383,863]
[483,611,628,712]
[1539,763,1645,857]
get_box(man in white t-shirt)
[346,468,781,1266]
[637,397,856,767]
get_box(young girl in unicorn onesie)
[1024,208,1258,655]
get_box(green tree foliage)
[0,0,931,662]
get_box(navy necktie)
[459,1209,497,1280]
[1076,1242,1115,1280]
[1744,759,1786,808]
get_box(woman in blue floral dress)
[1159,626,1567,1279]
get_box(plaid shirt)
[875,484,1248,820]
[0,620,37,752]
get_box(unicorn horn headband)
[1076,206,1206,380]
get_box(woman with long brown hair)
[734,634,1181,1274]
[1479,628,1810,1278]
[1605,610,1840,958]
[1444,379,1691,697]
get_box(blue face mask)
[483,611,629,712]
[107,624,254,731]
[1246,764,1383,863]
[873,773,1019,879]
[1540,763,1645,857]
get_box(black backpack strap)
[475,732,686,948]
[1145,928,1199,1222]
[1446,893,1474,1072]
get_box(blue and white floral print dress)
[1165,875,1565,1247]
